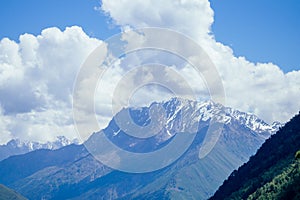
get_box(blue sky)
[210,0,300,72]
[0,0,299,72]
[0,0,120,40]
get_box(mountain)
[210,112,300,200]
[0,136,79,161]
[0,184,27,200]
[0,98,280,199]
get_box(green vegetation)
[0,184,27,200]
[210,112,300,200]
[296,150,300,159]
[248,159,300,200]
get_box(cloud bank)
[0,26,101,143]
[0,0,299,144]
[100,0,300,123]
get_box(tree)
[295,150,300,160]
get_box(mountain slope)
[0,184,27,200]
[0,144,86,185]
[0,98,280,200]
[210,112,300,200]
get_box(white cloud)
[0,106,12,143]
[100,0,300,124]
[101,0,213,40]
[205,42,300,123]
[0,26,101,144]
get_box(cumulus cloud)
[205,42,300,123]
[0,26,101,144]
[100,0,300,124]
[101,0,213,40]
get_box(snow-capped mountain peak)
[106,97,281,151]
[8,136,78,151]
[0,136,79,161]
[161,97,281,135]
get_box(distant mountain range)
[210,111,300,200]
[0,136,79,161]
[0,98,282,199]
